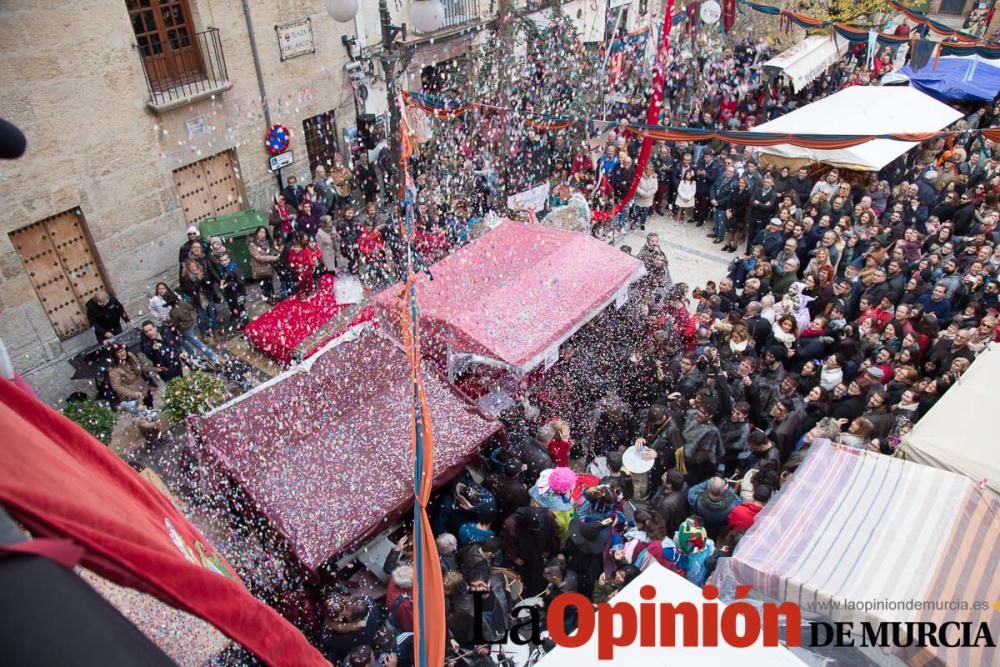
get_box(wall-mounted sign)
[275,18,315,61]
[185,115,211,137]
[264,124,291,155]
[269,151,294,172]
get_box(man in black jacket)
[651,143,675,215]
[743,302,773,351]
[138,320,183,381]
[788,166,813,205]
[85,290,130,343]
[746,174,778,253]
[514,425,555,486]
[693,151,720,227]
[648,469,689,538]
[710,165,738,243]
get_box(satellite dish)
[700,0,721,24]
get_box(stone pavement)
[620,209,733,290]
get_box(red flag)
[686,1,700,35]
[722,0,737,33]
[0,380,327,666]
[593,0,676,223]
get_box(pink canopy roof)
[374,221,645,373]
[187,332,500,571]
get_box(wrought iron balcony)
[136,27,232,112]
[439,0,482,30]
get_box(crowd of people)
[70,15,1000,667]
[314,40,1000,667]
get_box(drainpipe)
[240,0,284,191]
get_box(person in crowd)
[107,343,154,410]
[178,249,220,339]
[85,290,131,343]
[215,251,246,328]
[316,217,340,274]
[269,192,298,241]
[138,320,184,382]
[179,226,209,266]
[675,169,696,222]
[163,289,221,366]
[248,226,279,303]
[148,282,173,324]
[281,174,305,208]
[687,476,740,538]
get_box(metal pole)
[240,0,283,191]
[378,0,402,201]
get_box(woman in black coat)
[722,176,752,252]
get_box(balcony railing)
[138,27,231,112]
[440,0,481,30]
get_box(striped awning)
[712,442,1000,667]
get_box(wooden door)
[202,150,243,217]
[172,149,245,225]
[302,111,339,171]
[9,210,109,339]
[127,0,204,90]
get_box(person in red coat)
[287,232,319,298]
[357,213,390,288]
[384,564,414,633]
[728,484,771,532]
[546,420,573,467]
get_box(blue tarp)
[899,56,1000,103]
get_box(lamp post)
[327,0,444,199]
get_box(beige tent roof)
[753,86,963,171]
[901,342,1000,495]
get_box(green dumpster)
[198,209,268,276]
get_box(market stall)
[373,221,645,388]
[883,55,1000,103]
[711,441,1000,667]
[752,86,964,171]
[187,329,502,574]
[763,35,848,93]
[901,342,1000,495]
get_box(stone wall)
[0,0,361,372]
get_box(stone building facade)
[0,0,508,373]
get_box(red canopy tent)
[187,330,501,573]
[373,221,646,376]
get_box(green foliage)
[62,399,117,445]
[800,0,894,25]
[162,372,227,424]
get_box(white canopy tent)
[902,342,1000,495]
[536,563,807,667]
[752,86,963,171]
[764,35,847,93]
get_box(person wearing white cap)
[178,225,208,266]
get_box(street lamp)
[326,0,445,196]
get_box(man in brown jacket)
[107,344,154,409]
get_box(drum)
[512,595,544,614]
[622,444,656,473]
[493,567,523,602]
